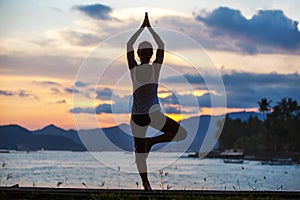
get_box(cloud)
[222,72,300,107]
[71,92,201,115]
[18,90,31,98]
[75,81,89,87]
[64,8,300,53]
[0,90,14,96]
[236,41,258,55]
[0,55,82,79]
[164,106,182,114]
[196,7,300,53]
[95,103,112,113]
[163,106,194,114]
[129,14,257,54]
[71,102,129,114]
[71,87,131,114]
[95,87,113,100]
[0,89,40,100]
[33,80,60,86]
[163,72,300,108]
[55,99,67,104]
[163,74,206,85]
[71,83,216,115]
[160,93,189,106]
[51,88,61,94]
[70,107,95,114]
[64,87,80,94]
[60,29,102,46]
[160,92,220,108]
[71,100,196,115]
[19,90,40,100]
[73,4,113,20]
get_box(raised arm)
[127,13,165,68]
[145,13,164,64]
[127,27,144,69]
[149,27,164,64]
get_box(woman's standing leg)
[130,115,152,190]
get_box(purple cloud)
[196,7,300,53]
[74,4,112,20]
[0,90,14,96]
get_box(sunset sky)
[1,0,300,130]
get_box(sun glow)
[165,113,196,122]
[192,89,208,97]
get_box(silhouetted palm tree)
[273,98,298,120]
[257,98,272,120]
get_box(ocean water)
[0,151,299,191]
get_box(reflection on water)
[0,151,299,191]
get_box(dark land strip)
[1,187,300,200]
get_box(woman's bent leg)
[149,110,187,145]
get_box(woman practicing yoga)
[127,12,187,190]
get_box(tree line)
[219,97,300,154]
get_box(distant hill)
[33,124,82,144]
[227,111,264,121]
[0,124,85,151]
[0,112,263,152]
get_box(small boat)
[220,149,244,159]
[261,158,296,165]
[224,159,244,164]
[0,149,10,153]
[188,152,200,158]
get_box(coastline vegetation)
[219,97,300,161]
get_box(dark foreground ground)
[0,187,300,200]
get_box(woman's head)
[137,41,153,63]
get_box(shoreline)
[1,187,300,200]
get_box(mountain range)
[0,111,263,152]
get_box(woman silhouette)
[127,12,187,190]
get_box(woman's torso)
[130,63,161,114]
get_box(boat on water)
[220,149,244,159]
[261,158,296,165]
[187,152,200,158]
[0,149,9,153]
[186,149,245,159]
[223,159,244,164]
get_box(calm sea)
[0,151,299,191]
